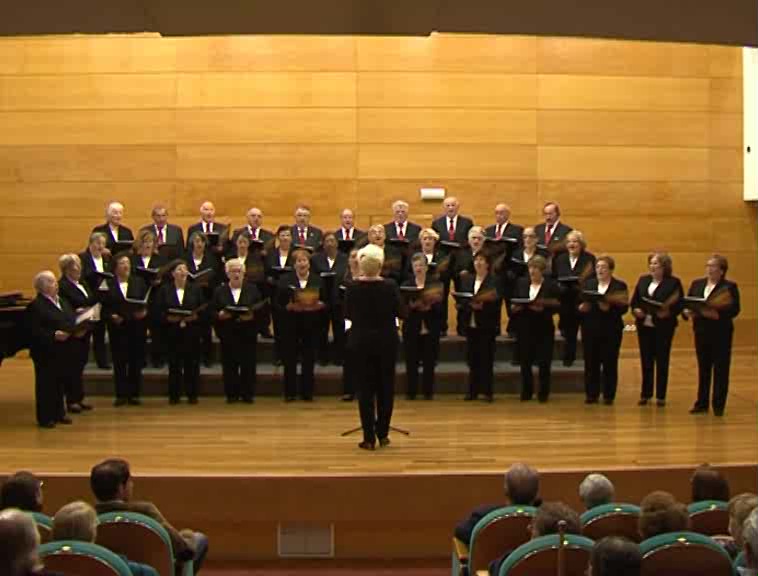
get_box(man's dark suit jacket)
[687,277,741,334]
[432,215,474,245]
[384,221,422,243]
[484,222,523,245]
[92,224,134,253]
[141,223,184,260]
[290,225,323,251]
[26,294,75,361]
[186,221,230,249]
[335,227,364,242]
[630,274,684,331]
[533,221,572,249]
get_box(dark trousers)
[404,331,439,398]
[33,350,67,425]
[92,320,109,366]
[149,317,164,366]
[220,333,257,400]
[584,327,622,401]
[272,308,285,363]
[637,324,675,400]
[282,326,317,399]
[518,326,554,401]
[66,333,89,405]
[318,306,345,364]
[167,326,201,400]
[200,321,214,364]
[466,328,496,398]
[109,322,146,400]
[342,329,355,397]
[694,328,733,411]
[559,309,581,364]
[439,276,454,335]
[356,348,396,444]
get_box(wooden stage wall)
[0,34,754,345]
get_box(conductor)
[345,244,400,451]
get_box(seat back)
[640,531,735,576]
[687,500,730,536]
[581,503,642,542]
[39,540,132,576]
[469,506,536,576]
[498,534,595,576]
[96,512,174,576]
[31,511,53,544]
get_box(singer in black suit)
[511,255,560,402]
[291,205,323,250]
[457,252,500,401]
[311,232,348,366]
[131,229,167,368]
[92,201,133,254]
[384,200,422,243]
[26,271,76,428]
[552,231,596,367]
[401,254,444,400]
[485,204,524,335]
[630,252,684,406]
[186,231,222,367]
[454,227,487,336]
[578,256,629,404]
[141,204,184,261]
[186,201,229,256]
[229,207,275,258]
[345,245,401,450]
[213,258,263,403]
[533,202,572,254]
[431,197,474,336]
[79,232,112,369]
[265,226,295,365]
[103,253,149,406]
[58,254,98,413]
[158,262,206,404]
[685,255,741,416]
[336,208,364,248]
[276,249,326,401]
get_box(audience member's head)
[729,493,758,546]
[51,501,98,543]
[0,509,41,576]
[1,472,43,513]
[90,459,132,503]
[638,491,690,540]
[504,463,540,506]
[691,464,730,502]
[744,508,758,569]
[531,502,581,538]
[579,473,615,510]
[589,536,642,576]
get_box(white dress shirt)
[279,253,289,268]
[327,257,335,270]
[230,287,241,304]
[176,288,185,305]
[597,281,610,295]
[298,278,308,289]
[644,280,659,327]
[141,256,151,268]
[118,281,129,298]
[704,282,716,299]
[529,282,542,301]
[93,255,104,273]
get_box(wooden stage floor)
[1,351,756,477]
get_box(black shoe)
[423,394,433,400]
[80,402,94,411]
[301,396,314,402]
[169,397,180,405]
[538,397,548,403]
[226,397,239,404]
[714,409,725,417]
[689,405,708,414]
[188,397,199,405]
[285,396,296,403]
[242,397,254,404]
[260,330,274,340]
[603,398,614,405]
[318,359,329,367]
[520,396,533,402]
[127,398,141,406]
[379,437,391,448]
[637,398,649,406]
[482,395,494,403]
[152,361,165,369]
[585,397,598,405]
[114,398,128,407]
[358,441,375,451]
[341,394,354,402]
[67,403,82,414]
[464,394,477,401]
[39,422,56,429]
[406,394,417,400]
[203,361,213,369]
[656,399,666,407]
[562,359,574,367]
[57,417,73,425]
[97,362,112,370]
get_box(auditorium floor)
[0,352,756,476]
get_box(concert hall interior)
[0,6,757,576]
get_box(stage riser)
[82,361,586,396]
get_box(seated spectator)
[727,494,758,558]
[455,463,541,546]
[0,508,58,576]
[638,491,690,540]
[89,458,208,573]
[691,464,731,502]
[742,508,758,576]
[579,473,615,510]
[488,501,581,576]
[588,536,641,576]
[52,501,157,576]
[1,472,44,513]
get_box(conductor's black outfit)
[26,294,76,426]
[401,279,444,399]
[58,276,98,408]
[512,277,560,401]
[580,277,628,403]
[687,277,740,415]
[458,274,500,400]
[630,274,684,402]
[103,276,149,403]
[345,279,400,446]
[212,282,263,402]
[552,250,596,366]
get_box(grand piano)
[0,292,31,365]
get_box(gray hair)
[358,244,384,277]
[89,231,107,245]
[392,200,409,211]
[744,508,758,568]
[58,253,81,274]
[52,501,98,543]
[105,201,124,217]
[224,258,246,275]
[32,271,55,293]
[567,229,587,250]
[0,508,40,576]
[468,226,485,241]
[579,473,616,509]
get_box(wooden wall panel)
[710,78,743,112]
[710,148,743,182]
[710,113,743,147]
[709,46,743,78]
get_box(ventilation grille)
[277,522,334,557]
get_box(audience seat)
[687,500,730,536]
[580,503,641,542]
[97,511,193,576]
[640,531,735,576]
[452,505,536,576]
[497,533,594,576]
[734,550,745,570]
[39,540,132,576]
[31,511,53,543]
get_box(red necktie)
[250,227,257,240]
[448,219,455,241]
[157,227,164,245]
[299,228,306,244]
[496,224,502,240]
[398,224,405,240]
[545,225,553,245]
[346,228,352,240]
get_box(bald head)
[494,204,511,225]
[0,509,40,576]
[443,197,460,218]
[505,463,540,506]
[200,201,216,223]
[32,271,57,297]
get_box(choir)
[25,199,741,429]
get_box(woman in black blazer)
[186,231,221,367]
[131,229,166,368]
[339,249,360,401]
[276,248,325,402]
[457,252,500,402]
[57,253,97,413]
[551,230,596,367]
[158,261,206,404]
[345,244,401,450]
[212,258,263,404]
[102,253,149,406]
[630,252,684,406]
[684,254,741,416]
[511,255,560,402]
[79,231,112,369]
[401,253,444,400]
[265,226,295,366]
[578,255,629,404]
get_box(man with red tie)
[186,201,230,254]
[431,197,474,336]
[335,208,364,244]
[290,205,323,251]
[229,207,274,253]
[485,203,524,335]
[533,202,572,253]
[141,204,184,260]
[383,200,422,243]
